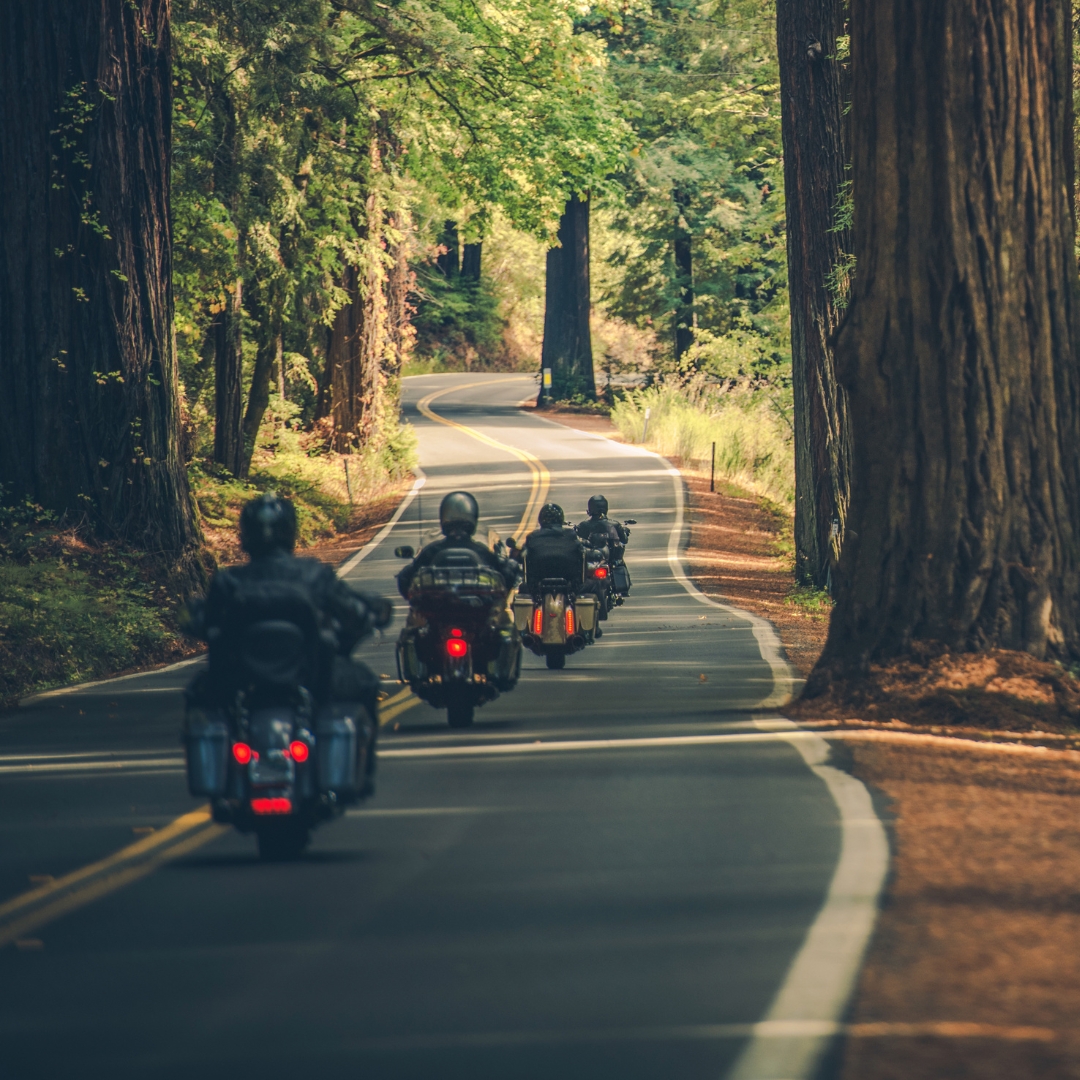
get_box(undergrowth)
[0,407,417,703]
[612,381,794,507]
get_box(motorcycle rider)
[183,493,391,785]
[396,491,519,689]
[396,491,518,597]
[575,495,629,559]
[518,503,587,591]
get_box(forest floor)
[536,403,1080,1080]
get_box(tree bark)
[541,193,596,401]
[386,210,415,376]
[777,0,852,589]
[210,91,244,475]
[240,299,280,477]
[0,0,201,573]
[462,241,482,282]
[673,189,694,365]
[816,0,1080,675]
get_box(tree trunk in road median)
[541,193,596,402]
[814,0,1080,679]
[0,0,201,578]
[777,0,852,590]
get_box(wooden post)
[710,442,715,492]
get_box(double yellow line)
[0,808,226,949]
[417,380,551,543]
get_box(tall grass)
[611,382,794,507]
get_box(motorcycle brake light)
[532,607,543,635]
[251,797,292,815]
[565,608,575,635]
[232,742,252,765]
[446,637,468,658]
[288,740,309,763]
[593,565,608,579]
[450,627,463,637]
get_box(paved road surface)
[0,374,886,1080]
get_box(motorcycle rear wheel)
[447,701,475,728]
[545,648,566,670]
[256,820,309,862]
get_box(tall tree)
[0,0,201,577]
[672,187,694,363]
[777,1,852,589]
[814,0,1080,680]
[541,193,596,401]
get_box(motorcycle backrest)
[431,547,485,569]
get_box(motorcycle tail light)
[446,637,468,658]
[532,606,543,635]
[593,565,608,579]
[232,742,252,765]
[565,608,575,634]
[288,740,309,763]
[250,797,292,815]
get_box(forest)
[2,0,1080,706]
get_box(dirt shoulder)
[536,404,1080,1077]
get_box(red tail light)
[288,740,309,763]
[532,606,543,635]
[593,565,608,579]
[446,637,468,658]
[250,797,292,815]
[232,742,252,765]
[565,608,575,635]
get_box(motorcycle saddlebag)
[315,706,359,794]
[183,708,229,797]
[574,596,598,633]
[396,628,426,683]
[512,595,534,632]
[612,564,631,594]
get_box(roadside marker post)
[710,441,715,492]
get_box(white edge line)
[336,468,427,578]
[525,405,887,1080]
[20,656,205,705]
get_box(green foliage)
[611,381,794,506]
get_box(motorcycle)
[513,575,599,669]
[393,544,521,728]
[182,590,375,861]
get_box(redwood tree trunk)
[541,193,595,401]
[777,0,852,589]
[673,189,694,365]
[816,0,1080,676]
[461,241,482,282]
[437,220,459,278]
[0,0,200,572]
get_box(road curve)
[0,373,886,1080]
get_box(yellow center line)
[0,823,228,949]
[417,381,550,543]
[381,686,413,709]
[380,693,422,726]
[0,806,213,925]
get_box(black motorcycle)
[183,587,375,861]
[394,545,521,728]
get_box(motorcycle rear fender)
[541,593,568,644]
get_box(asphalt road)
[0,374,886,1080]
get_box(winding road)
[0,374,887,1080]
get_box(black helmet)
[587,495,608,518]
[538,503,565,528]
[440,491,479,537]
[240,492,297,558]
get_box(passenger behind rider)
[396,491,518,598]
[183,493,391,741]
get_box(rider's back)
[524,525,584,586]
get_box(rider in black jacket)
[184,493,391,716]
[396,491,518,598]
[574,494,629,559]
[519,503,586,589]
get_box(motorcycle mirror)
[624,519,637,525]
[394,545,415,559]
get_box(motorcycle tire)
[447,701,475,729]
[545,648,566,670]
[256,820,309,862]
